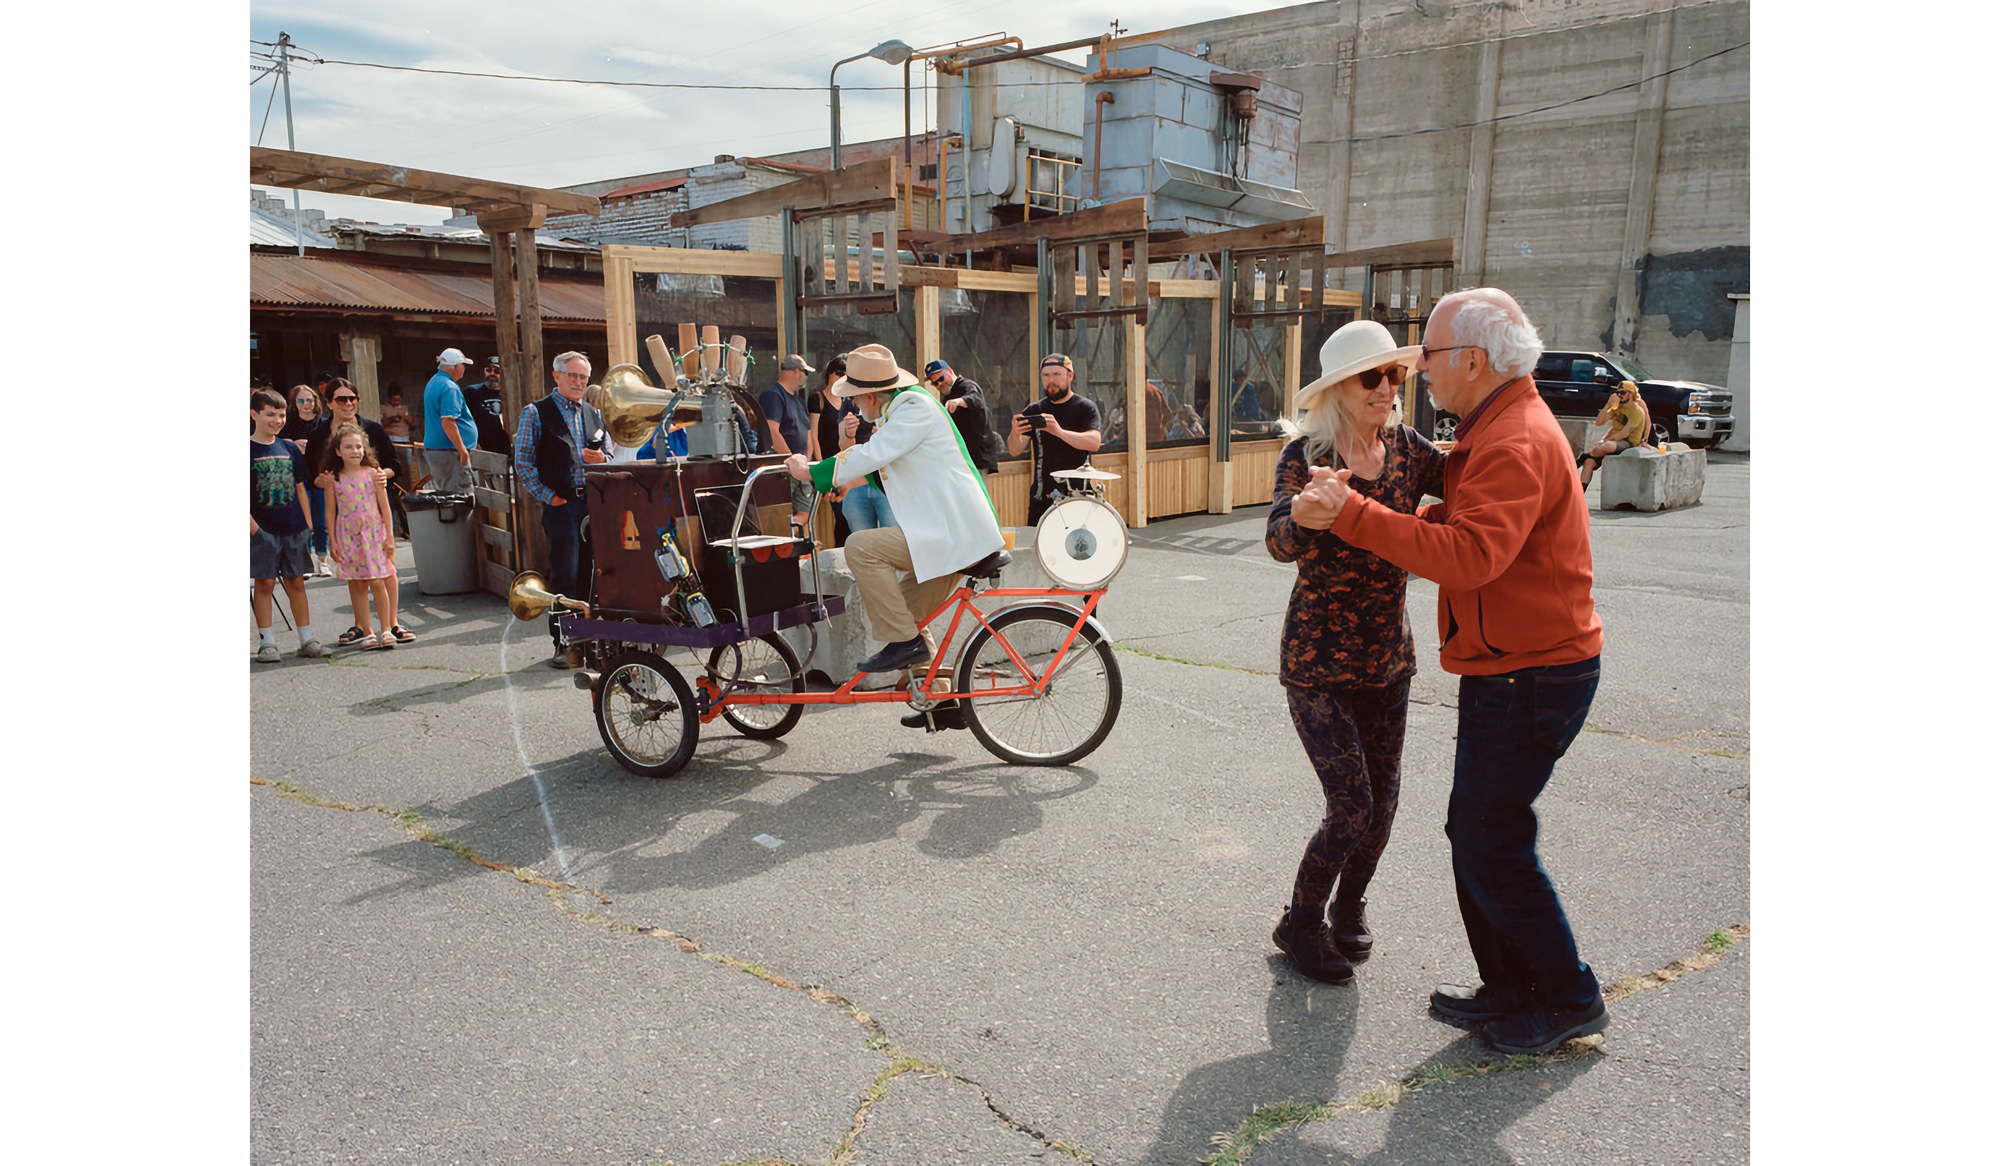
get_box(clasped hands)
[1289,466,1353,530]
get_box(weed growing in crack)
[1112,646,1276,677]
[1705,929,1737,952]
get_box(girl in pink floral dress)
[323,423,401,650]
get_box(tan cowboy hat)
[1293,320,1422,410]
[830,342,920,397]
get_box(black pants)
[1284,680,1411,921]
[540,491,591,648]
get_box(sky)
[248,0,1297,224]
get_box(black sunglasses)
[331,395,358,404]
[1357,365,1408,391]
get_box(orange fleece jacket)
[1331,376,1603,676]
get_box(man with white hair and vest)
[783,343,1004,730]
[516,351,609,669]
[1302,287,1610,1055]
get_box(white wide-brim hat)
[830,342,921,397]
[1293,320,1422,410]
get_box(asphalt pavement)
[250,451,1750,1165]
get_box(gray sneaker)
[254,643,282,664]
[295,639,330,659]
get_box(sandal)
[388,625,416,644]
[360,632,393,650]
[337,625,368,646]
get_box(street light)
[829,39,913,170]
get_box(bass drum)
[1033,496,1129,590]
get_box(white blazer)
[820,389,1002,582]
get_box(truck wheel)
[1433,415,1457,443]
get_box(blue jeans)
[1445,655,1601,1010]
[841,482,897,532]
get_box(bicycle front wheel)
[954,604,1121,766]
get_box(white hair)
[1282,380,1404,466]
[1445,297,1543,378]
[552,351,590,373]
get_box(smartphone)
[1029,413,1050,430]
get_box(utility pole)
[277,32,304,256]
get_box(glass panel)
[629,270,780,387]
[1225,322,1288,439]
[939,287,1035,445]
[1144,296,1215,449]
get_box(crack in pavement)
[253,778,1101,1164]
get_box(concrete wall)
[1136,0,1749,385]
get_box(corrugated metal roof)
[250,203,336,248]
[250,254,605,322]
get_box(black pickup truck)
[1426,351,1734,447]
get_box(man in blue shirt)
[515,351,609,668]
[758,353,817,534]
[422,347,479,492]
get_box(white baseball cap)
[437,347,470,368]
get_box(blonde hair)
[1283,377,1405,465]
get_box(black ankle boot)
[1272,909,1354,985]
[1331,897,1373,963]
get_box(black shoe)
[856,636,931,673]
[1272,911,1353,985]
[1331,897,1372,963]
[1429,982,1525,1026]
[1483,997,1609,1054]
[900,701,966,731]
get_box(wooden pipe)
[700,325,721,373]
[726,334,747,381]
[678,323,700,378]
[644,334,675,381]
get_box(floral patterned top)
[1266,427,1446,690]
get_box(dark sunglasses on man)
[1357,364,1408,391]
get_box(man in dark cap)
[923,359,998,476]
[1006,353,1102,523]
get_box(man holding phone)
[1007,353,1103,523]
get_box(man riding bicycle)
[783,343,1004,727]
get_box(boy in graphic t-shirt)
[251,389,329,663]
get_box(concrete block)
[1599,445,1705,512]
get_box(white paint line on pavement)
[500,616,576,882]
[1127,685,1236,731]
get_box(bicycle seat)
[962,548,1012,580]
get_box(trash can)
[403,491,480,595]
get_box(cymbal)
[1050,466,1121,481]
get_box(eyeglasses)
[1357,365,1408,391]
[928,374,947,386]
[332,396,358,404]
[1420,344,1477,360]
[296,397,315,406]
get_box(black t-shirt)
[1020,393,1102,500]
[464,380,512,455]
[945,376,999,473]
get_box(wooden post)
[340,326,383,417]
[1208,289,1231,514]
[489,228,521,419]
[1282,320,1303,423]
[916,284,941,372]
[515,227,544,422]
[1126,312,1148,528]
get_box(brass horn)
[600,363,704,448]
[507,571,592,622]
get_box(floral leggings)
[1284,679,1411,921]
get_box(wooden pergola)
[249,147,601,425]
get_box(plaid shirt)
[513,392,593,504]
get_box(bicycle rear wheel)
[954,604,1121,766]
[595,650,699,778]
[709,633,805,740]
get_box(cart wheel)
[708,633,806,740]
[595,650,699,778]
[954,604,1122,766]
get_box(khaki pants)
[844,528,961,644]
